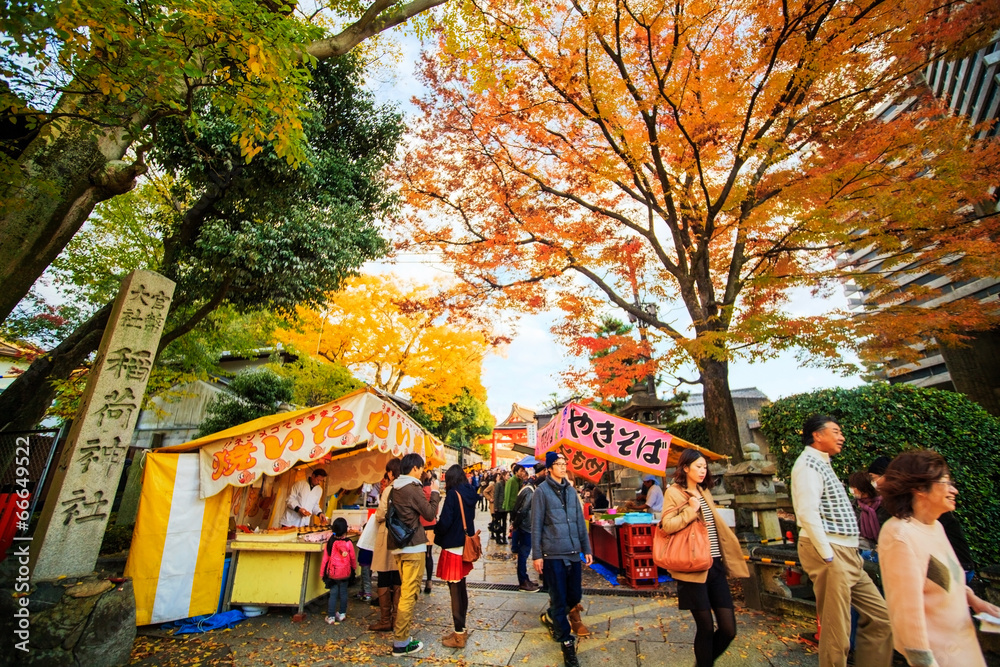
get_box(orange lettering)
[262,429,305,460]
[366,410,389,439]
[312,410,355,444]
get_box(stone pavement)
[131,512,821,666]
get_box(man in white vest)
[791,415,891,667]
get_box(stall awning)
[159,388,445,498]
[535,402,726,477]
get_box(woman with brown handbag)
[433,464,480,648]
[660,449,749,667]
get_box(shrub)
[759,383,1000,566]
[100,513,135,555]
[198,368,294,437]
[669,417,710,449]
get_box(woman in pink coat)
[878,450,999,667]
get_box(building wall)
[844,35,1000,396]
[131,380,226,449]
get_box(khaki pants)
[798,538,892,667]
[393,552,426,643]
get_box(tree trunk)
[698,358,744,462]
[0,113,144,324]
[0,303,113,432]
[939,328,1000,417]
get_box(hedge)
[759,383,1000,567]
[669,417,710,450]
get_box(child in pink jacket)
[322,518,357,624]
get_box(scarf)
[856,496,882,542]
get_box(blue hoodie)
[434,482,480,549]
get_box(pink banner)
[536,403,672,475]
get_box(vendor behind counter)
[624,474,664,518]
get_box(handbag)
[653,491,712,573]
[385,488,415,548]
[457,494,482,563]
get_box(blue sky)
[363,32,864,419]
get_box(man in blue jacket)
[531,451,592,667]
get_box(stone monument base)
[0,568,135,667]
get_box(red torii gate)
[479,403,536,468]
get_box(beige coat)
[484,482,496,514]
[659,483,749,583]
[372,485,396,573]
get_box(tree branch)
[306,0,447,60]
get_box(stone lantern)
[723,443,782,542]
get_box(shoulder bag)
[385,488,415,548]
[457,493,482,563]
[652,490,712,573]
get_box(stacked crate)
[619,524,658,589]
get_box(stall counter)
[589,523,622,569]
[224,541,326,615]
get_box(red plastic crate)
[619,524,654,549]
[623,555,656,580]
[621,543,653,560]
[621,574,659,589]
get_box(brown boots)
[368,586,399,631]
[441,630,468,648]
[568,604,591,637]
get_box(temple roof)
[496,403,537,428]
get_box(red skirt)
[436,549,473,582]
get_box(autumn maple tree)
[398,0,1000,459]
[279,273,499,420]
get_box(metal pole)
[28,423,68,522]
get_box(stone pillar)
[30,270,174,581]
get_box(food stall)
[535,402,726,586]
[124,388,445,625]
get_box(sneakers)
[336,612,346,623]
[391,639,424,657]
[561,636,580,667]
[518,581,539,592]
[325,615,339,625]
[540,611,556,639]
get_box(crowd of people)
[790,414,999,667]
[318,452,594,665]
[314,414,997,667]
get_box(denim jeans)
[515,529,532,584]
[327,579,349,616]
[360,564,373,597]
[543,558,582,643]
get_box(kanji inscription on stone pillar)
[31,270,175,581]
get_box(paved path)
[131,512,821,666]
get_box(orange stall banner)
[157,388,437,498]
[535,403,672,476]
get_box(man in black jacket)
[511,466,538,591]
[531,451,592,667]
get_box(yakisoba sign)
[192,389,441,498]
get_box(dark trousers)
[497,511,508,537]
[514,529,532,583]
[543,558,582,643]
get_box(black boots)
[560,636,580,667]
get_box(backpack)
[324,536,355,583]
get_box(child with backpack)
[322,518,357,625]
